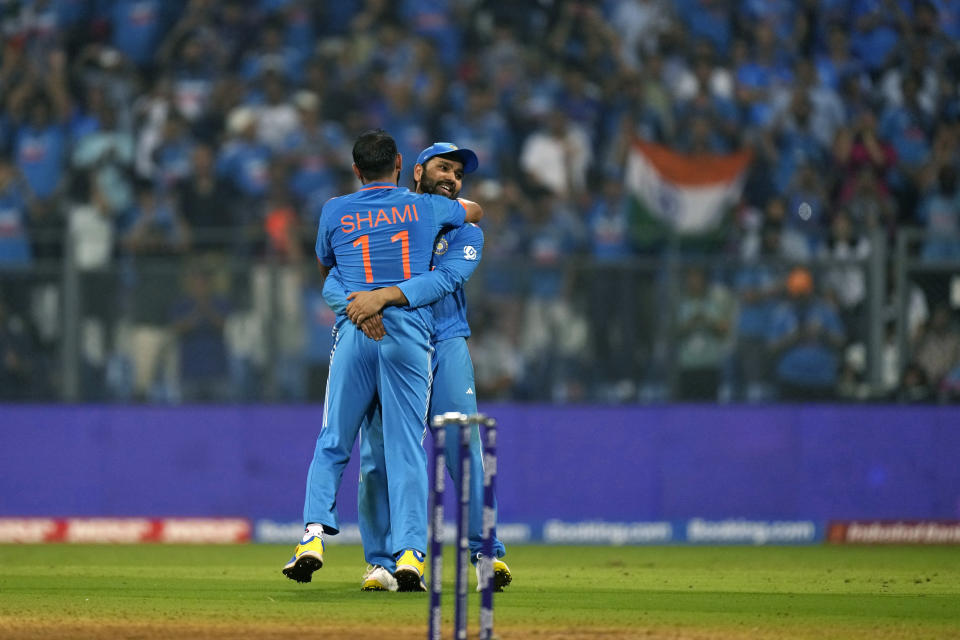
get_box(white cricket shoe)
[475,553,512,592]
[361,564,398,592]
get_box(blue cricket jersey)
[315,182,467,292]
[400,223,483,340]
[322,222,484,341]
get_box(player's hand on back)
[358,313,386,341]
[346,290,389,324]
[346,287,408,324]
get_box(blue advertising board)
[1,404,958,545]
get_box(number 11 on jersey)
[352,231,411,283]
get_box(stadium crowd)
[1,0,960,404]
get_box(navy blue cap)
[415,142,479,174]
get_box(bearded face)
[416,155,465,199]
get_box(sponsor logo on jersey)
[463,245,477,260]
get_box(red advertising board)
[828,521,960,544]
[0,518,251,543]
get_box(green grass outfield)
[1,544,959,639]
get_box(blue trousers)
[358,336,505,570]
[303,307,433,555]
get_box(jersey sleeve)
[321,266,349,315]
[397,224,484,308]
[427,193,466,232]
[314,204,336,267]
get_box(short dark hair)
[352,129,398,181]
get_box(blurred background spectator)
[673,265,734,401]
[768,266,846,401]
[169,264,231,403]
[0,292,40,400]
[912,303,960,394]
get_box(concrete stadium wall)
[2,405,958,527]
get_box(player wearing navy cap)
[283,130,483,592]
[323,142,511,593]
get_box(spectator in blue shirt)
[849,0,904,74]
[928,0,960,40]
[784,162,829,255]
[0,157,33,267]
[71,103,135,221]
[918,165,960,262]
[815,27,865,93]
[675,0,733,58]
[556,66,604,141]
[730,223,785,401]
[378,82,429,187]
[7,64,72,261]
[282,91,347,222]
[673,52,740,145]
[164,34,219,125]
[470,179,529,302]
[111,0,176,70]
[151,112,195,192]
[169,266,232,402]
[240,17,305,83]
[778,58,846,151]
[276,0,318,69]
[587,174,632,261]
[15,97,68,203]
[440,86,515,181]
[738,0,797,43]
[519,189,589,400]
[120,181,189,400]
[216,106,273,207]
[400,0,460,67]
[771,91,829,193]
[880,72,935,190]
[585,172,637,389]
[733,24,795,129]
[768,266,845,401]
[679,115,730,154]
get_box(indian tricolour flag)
[625,140,752,236]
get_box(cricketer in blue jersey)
[325,143,511,593]
[283,130,483,592]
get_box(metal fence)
[894,228,960,403]
[2,227,959,404]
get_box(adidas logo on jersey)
[466,388,474,395]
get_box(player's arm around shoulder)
[452,222,484,255]
[421,191,483,227]
[458,197,483,223]
[439,222,484,273]
[392,223,484,311]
